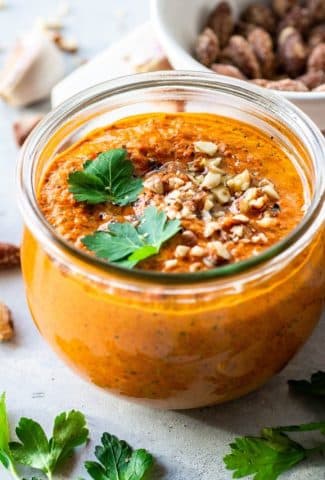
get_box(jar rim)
[17,71,325,286]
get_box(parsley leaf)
[224,423,325,480]
[82,206,181,268]
[0,393,19,479]
[10,410,88,479]
[84,432,153,480]
[68,148,143,206]
[288,371,325,397]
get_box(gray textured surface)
[0,1,324,479]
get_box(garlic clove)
[0,29,65,107]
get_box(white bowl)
[151,0,325,130]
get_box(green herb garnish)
[68,148,143,206]
[85,432,153,480]
[288,371,325,397]
[10,409,88,480]
[224,422,325,480]
[82,206,181,268]
[0,393,20,480]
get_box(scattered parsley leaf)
[82,206,181,268]
[84,432,153,480]
[288,371,325,397]
[0,393,20,479]
[68,148,143,206]
[10,410,88,480]
[224,423,325,480]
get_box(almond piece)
[194,141,218,156]
[227,169,251,192]
[175,245,190,259]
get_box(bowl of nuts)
[152,0,325,129]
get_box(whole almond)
[248,27,275,78]
[222,35,261,79]
[195,28,220,66]
[208,1,234,48]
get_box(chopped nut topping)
[251,233,268,244]
[168,177,185,189]
[212,186,231,204]
[233,214,249,223]
[204,221,221,238]
[189,262,202,272]
[164,259,178,271]
[175,245,190,258]
[261,183,280,201]
[256,215,278,228]
[190,245,207,257]
[249,195,268,210]
[203,196,215,211]
[208,157,223,171]
[144,176,164,194]
[202,171,222,189]
[227,169,251,192]
[208,241,231,260]
[231,225,244,238]
[194,141,218,156]
[181,230,198,246]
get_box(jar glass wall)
[18,72,325,409]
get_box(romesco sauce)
[20,112,324,408]
[38,113,306,272]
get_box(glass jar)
[18,72,325,409]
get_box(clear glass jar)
[18,72,325,409]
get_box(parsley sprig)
[0,394,19,480]
[85,433,153,480]
[224,422,325,480]
[68,148,143,206]
[82,206,181,268]
[0,393,88,480]
[0,392,153,480]
[288,371,325,397]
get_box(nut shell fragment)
[0,29,65,106]
[0,304,14,342]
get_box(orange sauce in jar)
[21,113,324,408]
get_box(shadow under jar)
[18,72,325,409]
